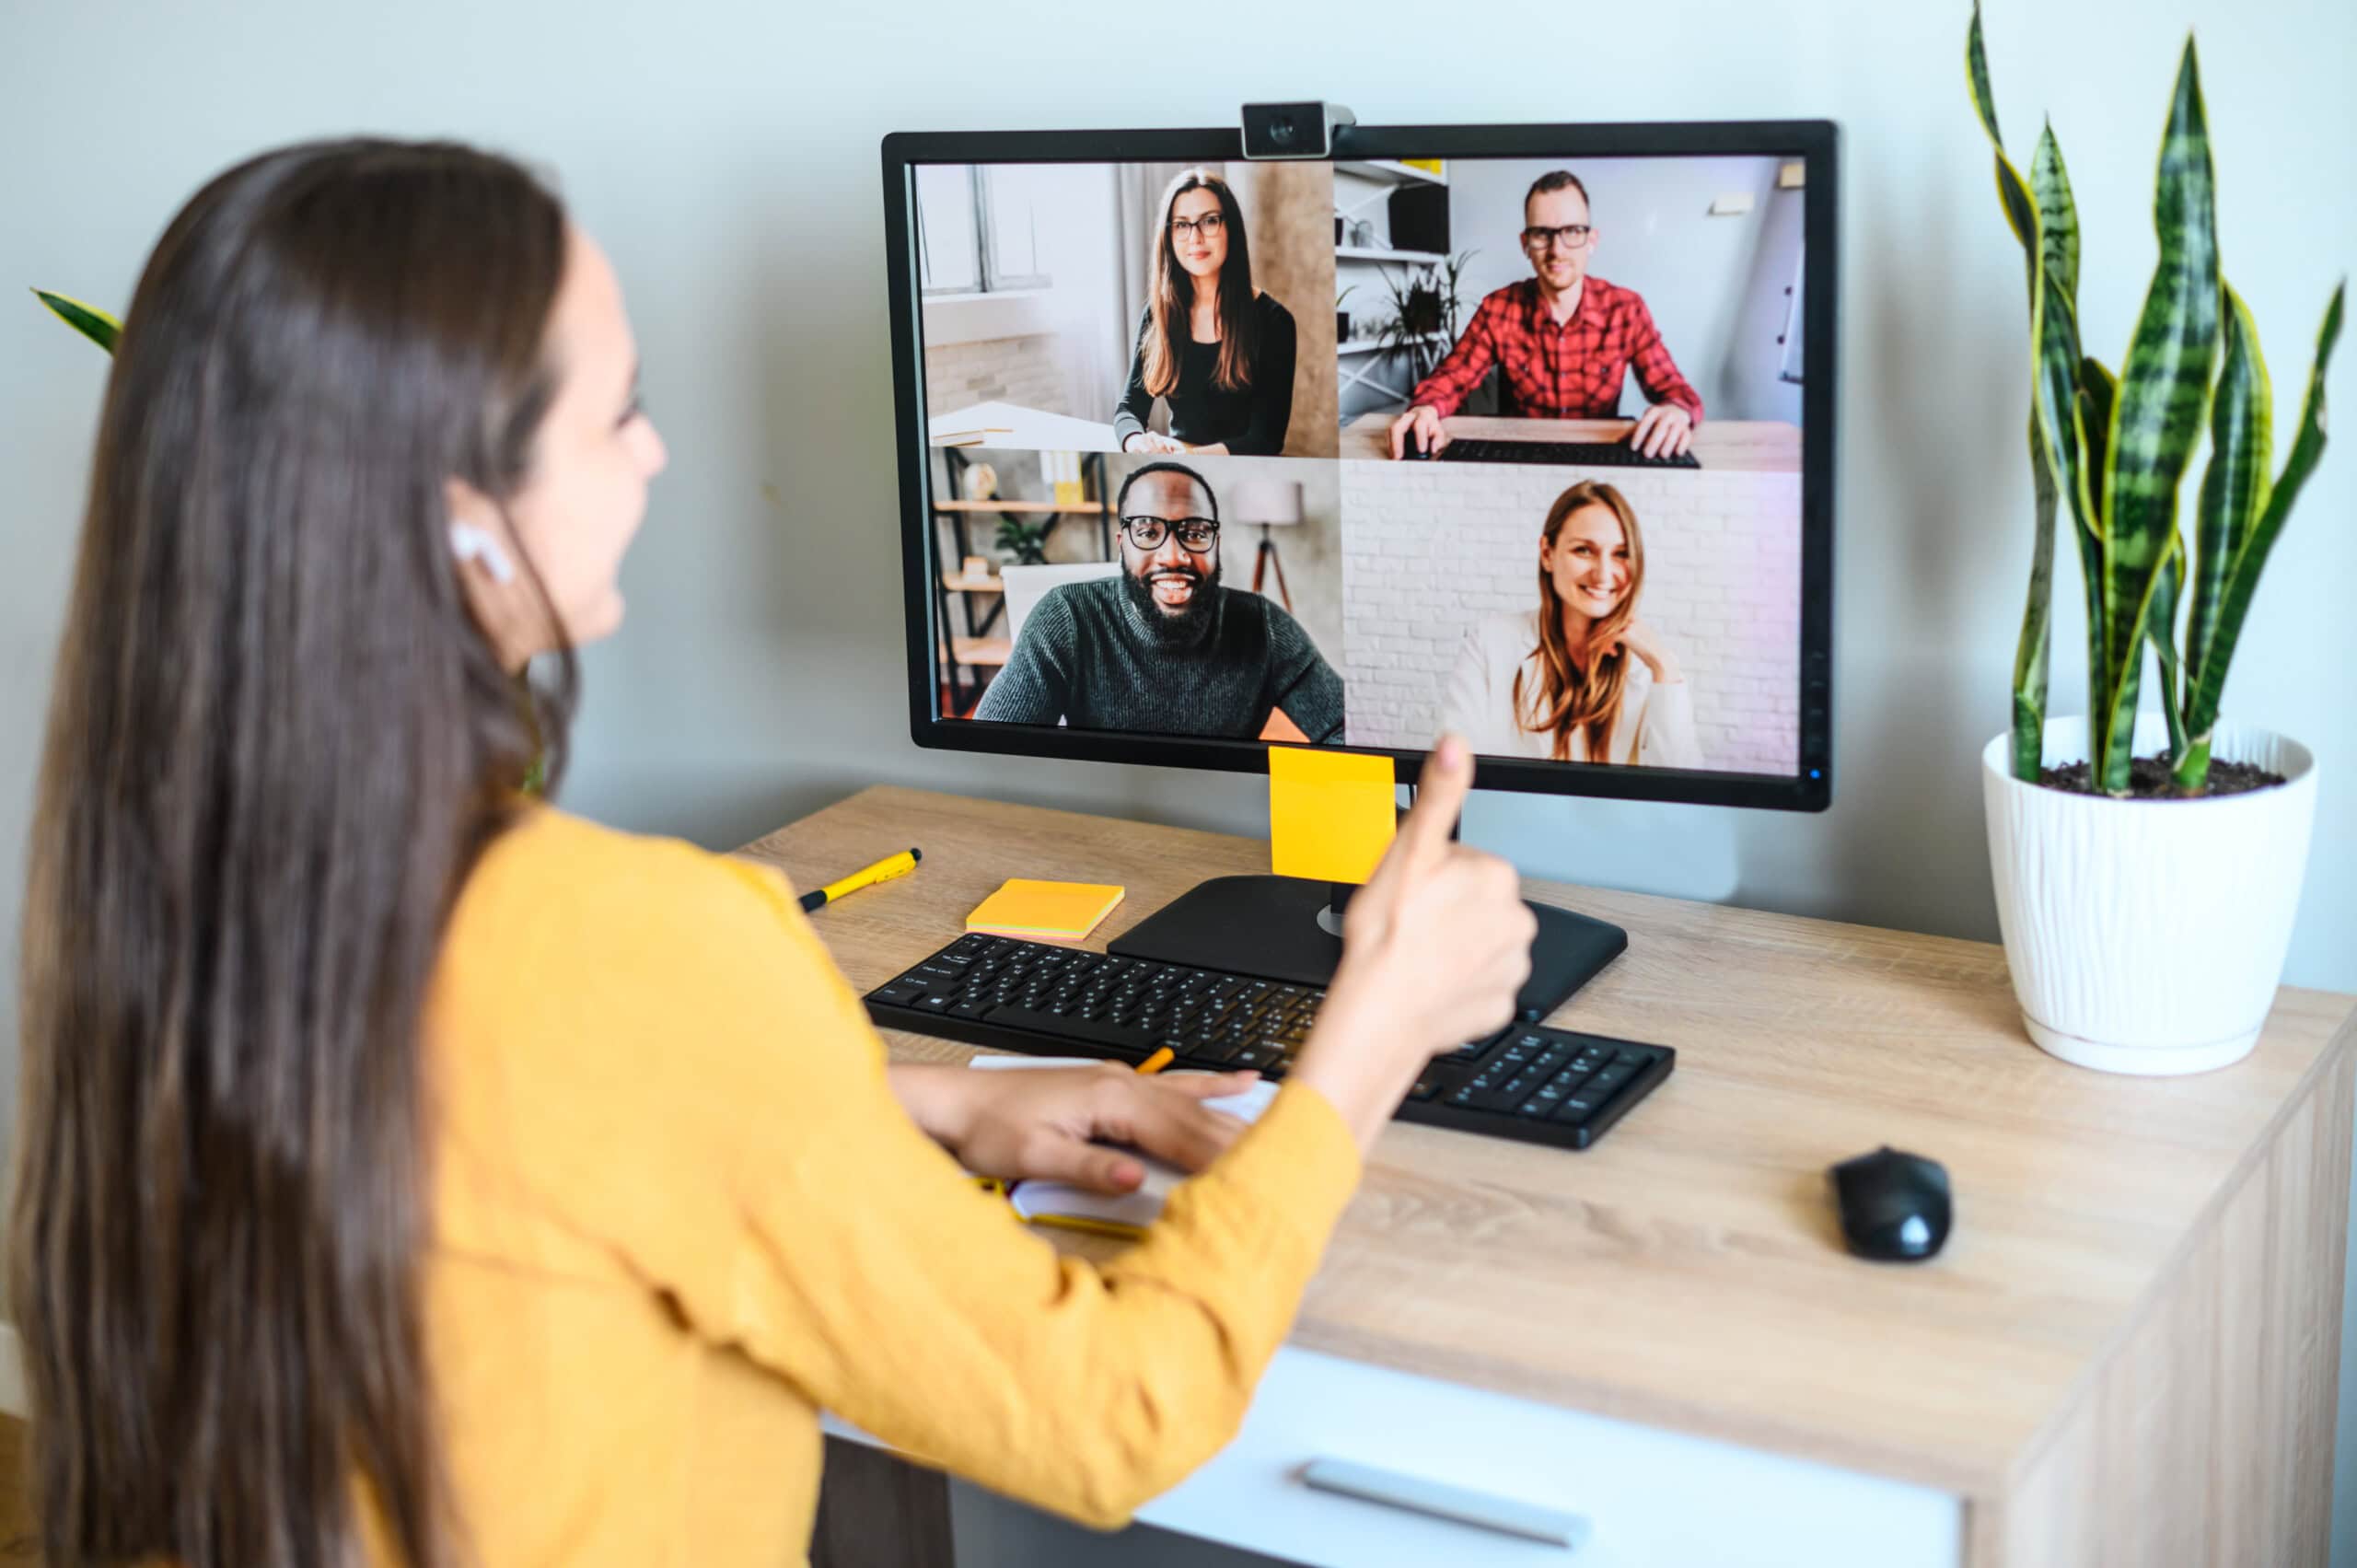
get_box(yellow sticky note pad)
[1268,747,1397,884]
[965,878,1126,942]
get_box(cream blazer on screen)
[1441,610,1704,768]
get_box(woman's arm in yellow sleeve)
[619,858,1364,1528]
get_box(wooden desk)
[750,786,2352,1567]
[1339,411,1803,472]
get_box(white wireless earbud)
[448,521,516,586]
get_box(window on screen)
[917,166,1055,296]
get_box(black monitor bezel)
[880,119,1838,811]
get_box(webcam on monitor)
[1239,100,1355,159]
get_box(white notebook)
[968,1054,1280,1233]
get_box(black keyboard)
[1437,437,1701,470]
[865,934,1674,1152]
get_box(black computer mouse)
[1406,431,1434,459]
[1829,1146,1952,1262]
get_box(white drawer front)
[1131,1345,1962,1568]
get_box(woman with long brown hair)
[10,138,1534,1567]
[1110,167,1297,457]
[1443,479,1704,767]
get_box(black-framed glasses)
[1120,516,1220,552]
[1521,223,1594,251]
[1169,212,1226,240]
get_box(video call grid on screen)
[883,123,1837,812]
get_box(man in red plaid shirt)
[1388,170,1702,461]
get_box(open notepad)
[967,1054,1280,1237]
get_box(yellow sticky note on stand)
[1268,747,1397,884]
[966,878,1126,942]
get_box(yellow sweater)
[393,807,1363,1565]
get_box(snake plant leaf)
[2033,123,2078,308]
[2074,356,2117,537]
[33,290,121,354]
[1968,6,2036,253]
[2177,279,2344,790]
[2005,239,2077,782]
[2147,531,2188,760]
[2012,412,2060,779]
[2096,38,2220,791]
[1968,4,2005,157]
[2187,283,2271,696]
[1969,6,2081,779]
[1967,6,2081,505]
[2070,361,2116,766]
[2029,140,2087,540]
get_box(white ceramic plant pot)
[1981,714,2318,1075]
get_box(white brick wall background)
[1339,461,1802,773]
[923,335,1069,418]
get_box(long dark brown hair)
[1514,480,1647,762]
[1141,168,1258,398]
[10,138,575,1568]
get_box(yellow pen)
[1134,1046,1175,1075]
[799,847,921,912]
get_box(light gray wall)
[4,1,2352,1560]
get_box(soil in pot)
[2037,752,2286,798]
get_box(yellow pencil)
[1026,1214,1147,1242]
[1134,1046,1175,1075]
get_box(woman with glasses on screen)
[1443,480,1705,768]
[1111,168,1298,458]
[11,139,1535,1568]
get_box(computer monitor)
[880,118,1838,1008]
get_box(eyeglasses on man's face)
[1169,211,1226,241]
[1521,223,1594,251]
[1120,516,1221,553]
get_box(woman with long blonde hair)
[1443,479,1704,767]
[1111,168,1297,457]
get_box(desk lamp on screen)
[883,110,1838,1009]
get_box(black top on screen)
[1111,296,1298,456]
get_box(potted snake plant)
[1968,6,2342,1074]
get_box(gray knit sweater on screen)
[972,577,1344,741]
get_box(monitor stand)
[1109,874,1627,1024]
